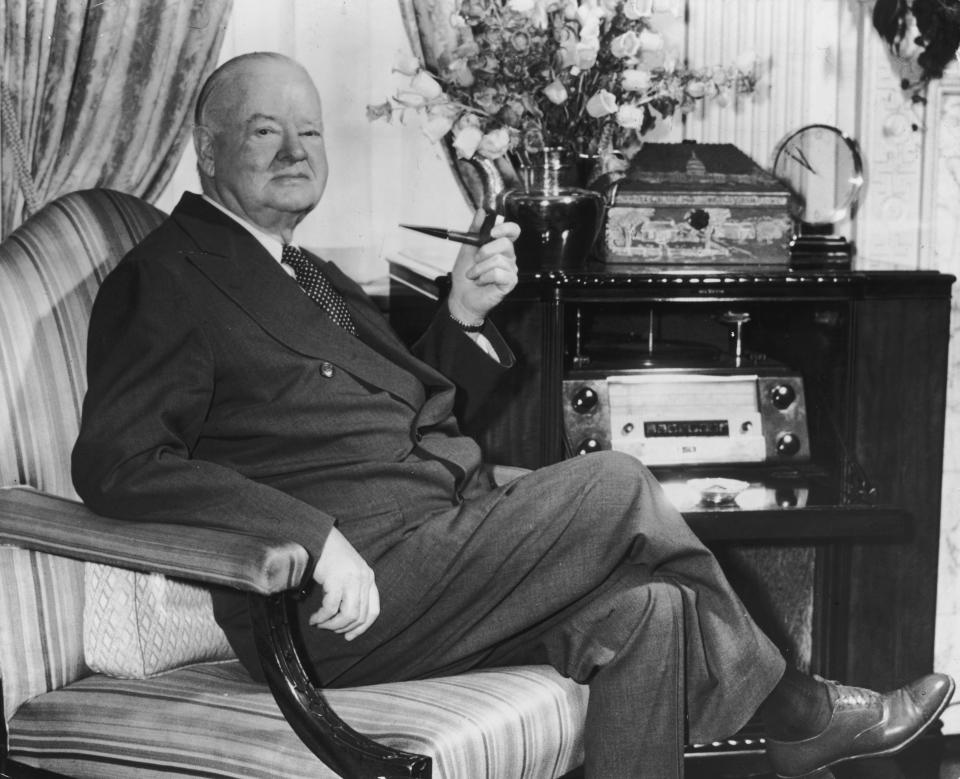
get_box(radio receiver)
[563,368,809,467]
[562,308,810,468]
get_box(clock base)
[788,234,852,270]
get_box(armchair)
[0,190,588,778]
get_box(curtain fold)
[1,0,233,239]
[396,0,506,209]
[398,0,461,69]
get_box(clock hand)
[786,145,817,175]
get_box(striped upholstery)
[0,189,164,497]
[9,662,587,778]
[0,189,237,685]
[0,547,86,724]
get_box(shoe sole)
[775,675,956,778]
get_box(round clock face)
[772,124,865,227]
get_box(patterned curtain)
[398,0,461,70]
[0,0,233,239]
[397,0,514,209]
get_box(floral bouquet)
[370,0,759,179]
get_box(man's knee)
[573,450,650,491]
[569,450,663,519]
[553,579,685,682]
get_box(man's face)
[197,59,329,238]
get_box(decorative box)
[603,142,793,266]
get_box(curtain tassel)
[0,79,41,218]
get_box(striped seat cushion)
[8,661,588,779]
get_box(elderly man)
[73,52,953,779]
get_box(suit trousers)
[286,452,786,777]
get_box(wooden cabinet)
[389,257,954,758]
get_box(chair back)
[0,190,165,497]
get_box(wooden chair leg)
[248,591,432,779]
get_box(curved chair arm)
[249,592,432,778]
[0,486,432,778]
[0,487,307,593]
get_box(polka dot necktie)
[282,244,357,336]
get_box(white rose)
[543,79,569,105]
[575,39,600,70]
[576,5,603,38]
[616,103,645,129]
[411,71,443,100]
[586,89,618,118]
[421,110,455,142]
[686,80,707,99]
[394,90,427,108]
[452,125,483,158]
[599,0,620,17]
[448,60,475,87]
[508,0,536,13]
[610,31,641,59]
[622,68,653,92]
[477,127,512,159]
[393,52,421,77]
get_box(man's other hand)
[308,527,380,641]
[447,209,520,325]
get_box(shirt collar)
[202,194,286,264]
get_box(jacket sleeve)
[410,298,515,424]
[72,255,335,558]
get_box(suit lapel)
[169,195,443,411]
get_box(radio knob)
[575,438,602,456]
[775,488,799,507]
[776,432,802,456]
[769,383,797,410]
[572,386,599,414]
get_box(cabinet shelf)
[389,255,952,717]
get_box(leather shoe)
[766,672,955,778]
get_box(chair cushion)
[84,565,234,678]
[8,661,588,779]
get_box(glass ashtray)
[686,478,751,506]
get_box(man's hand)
[447,209,520,325]
[308,526,380,641]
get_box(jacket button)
[455,492,464,503]
[415,432,423,443]
[320,361,335,378]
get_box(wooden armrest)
[0,487,309,594]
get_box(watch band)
[449,312,485,332]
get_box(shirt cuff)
[465,331,503,362]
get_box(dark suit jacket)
[72,193,514,619]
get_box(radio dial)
[575,438,602,456]
[572,386,599,414]
[776,432,802,456]
[769,383,797,410]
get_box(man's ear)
[194,126,216,178]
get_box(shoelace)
[815,675,883,710]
